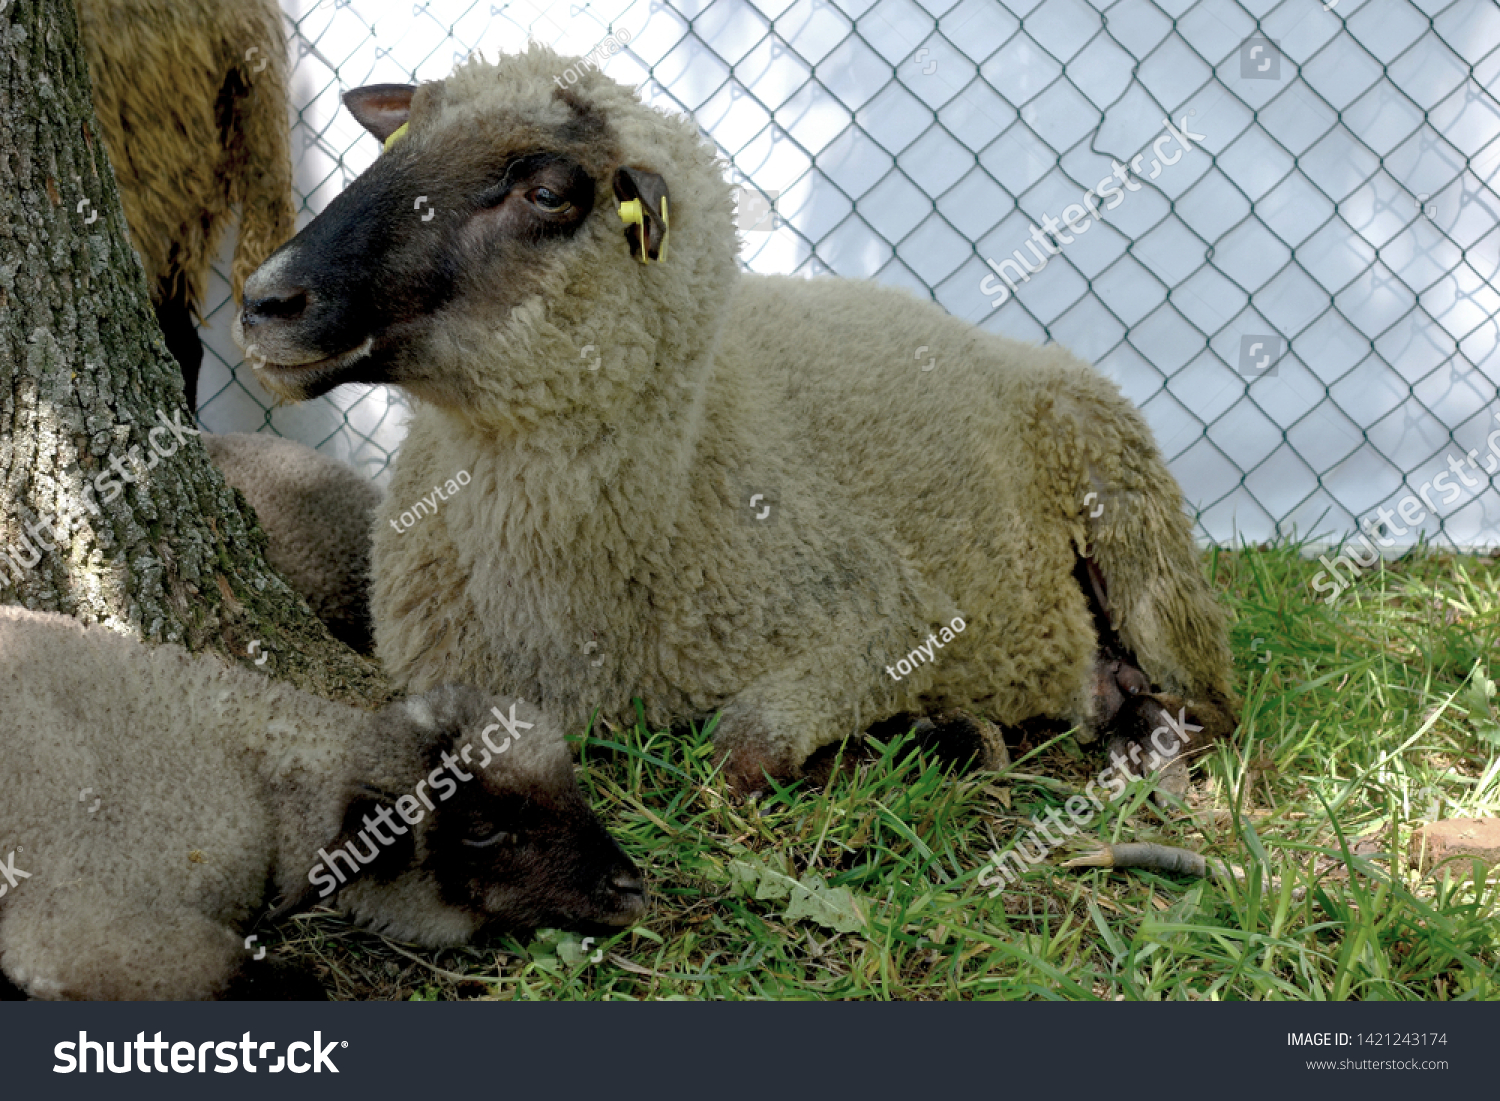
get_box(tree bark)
[0,0,387,706]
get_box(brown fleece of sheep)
[76,0,295,308]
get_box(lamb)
[76,0,296,411]
[0,606,645,1000]
[232,47,1237,796]
[204,432,382,653]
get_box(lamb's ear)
[343,84,416,144]
[613,166,670,263]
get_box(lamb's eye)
[529,187,571,213]
[462,827,513,849]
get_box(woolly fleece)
[204,432,382,653]
[260,48,1237,789]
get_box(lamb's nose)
[242,287,309,325]
[608,871,647,923]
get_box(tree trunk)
[0,0,387,706]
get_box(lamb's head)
[314,685,646,947]
[235,45,739,430]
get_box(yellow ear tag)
[617,197,668,263]
[657,195,668,264]
[382,122,410,153]
[617,198,647,263]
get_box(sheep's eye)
[462,827,513,849]
[529,187,571,213]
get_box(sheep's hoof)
[910,710,1011,772]
[714,739,802,798]
[1152,754,1190,803]
[800,738,866,789]
[1105,693,1206,802]
[1084,654,1153,744]
[1107,730,1189,804]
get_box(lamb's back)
[0,609,281,925]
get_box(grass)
[282,544,1500,1000]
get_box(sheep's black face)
[234,82,603,403]
[424,775,647,935]
[329,690,645,947]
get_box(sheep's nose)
[242,287,310,325]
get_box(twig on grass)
[1064,841,1307,901]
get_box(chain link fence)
[195,0,1500,546]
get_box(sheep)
[203,432,382,653]
[231,47,1237,796]
[76,0,296,411]
[0,606,645,1000]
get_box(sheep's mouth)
[242,336,383,400]
[248,336,375,377]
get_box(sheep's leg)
[1076,555,1150,736]
[1073,552,1224,796]
[0,887,246,1000]
[1083,497,1238,746]
[711,632,935,794]
[1056,382,1238,749]
[713,688,824,795]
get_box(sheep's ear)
[343,84,416,144]
[613,166,670,263]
